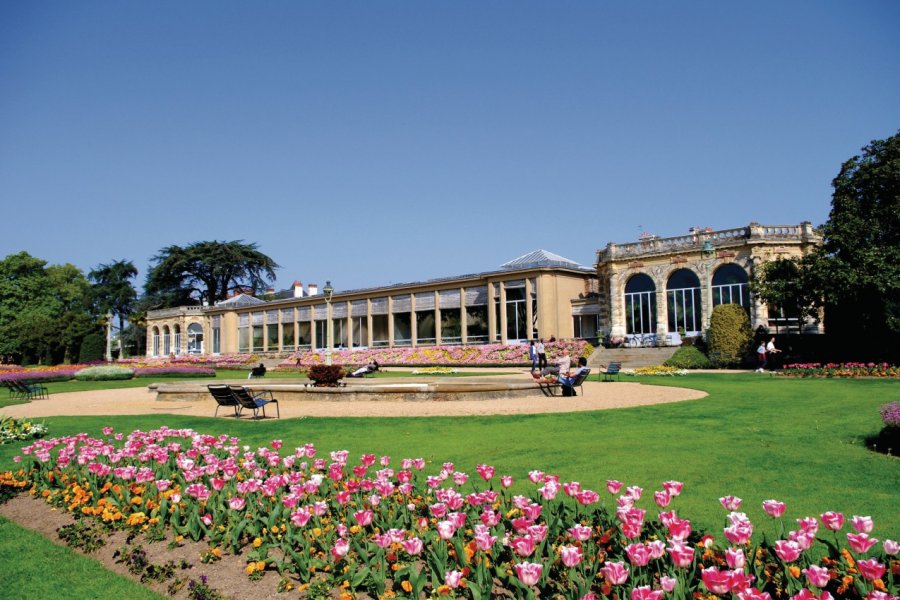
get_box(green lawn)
[1,373,897,598]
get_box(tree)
[818,130,900,343]
[89,260,138,358]
[144,241,279,308]
[0,252,97,364]
[752,256,823,331]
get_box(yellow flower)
[252,537,263,548]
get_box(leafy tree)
[752,256,823,330]
[89,260,138,358]
[144,240,278,308]
[0,252,97,363]
[818,130,900,343]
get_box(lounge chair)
[538,368,591,397]
[230,385,280,419]
[9,379,48,400]
[207,384,242,417]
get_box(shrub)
[74,365,135,381]
[707,304,752,367]
[870,401,900,454]
[78,333,106,363]
[306,365,345,387]
[664,346,712,369]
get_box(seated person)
[557,356,589,387]
[249,363,267,378]
[348,360,380,378]
[533,354,572,380]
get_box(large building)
[145,222,821,357]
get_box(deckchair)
[207,384,242,417]
[538,368,591,397]
[230,386,280,419]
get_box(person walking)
[756,342,767,372]
[528,340,538,372]
[765,337,781,370]
[536,338,547,371]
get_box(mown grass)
[0,373,897,598]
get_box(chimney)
[293,281,304,298]
[308,283,318,296]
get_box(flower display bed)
[2,426,897,599]
[779,363,899,379]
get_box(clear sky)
[1,2,898,295]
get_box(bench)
[207,384,242,417]
[601,362,622,382]
[538,368,592,397]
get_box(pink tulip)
[762,499,786,518]
[625,542,651,566]
[857,559,886,581]
[646,539,666,559]
[353,509,373,527]
[330,538,349,560]
[576,490,600,505]
[514,562,543,586]
[726,547,746,570]
[720,495,743,510]
[701,567,732,595]
[401,537,423,555]
[725,523,754,545]
[436,520,456,540]
[600,561,629,585]
[512,535,536,557]
[803,564,831,588]
[626,485,643,500]
[730,571,755,592]
[797,517,819,534]
[631,586,664,600]
[667,540,695,568]
[774,540,802,562]
[290,510,311,527]
[474,531,496,551]
[476,464,494,480]
[559,545,583,567]
[738,589,773,600]
[847,532,879,554]
[606,479,623,494]
[501,475,514,488]
[820,512,844,531]
[660,575,677,592]
[528,470,544,483]
[883,539,899,555]
[667,517,692,540]
[866,592,891,600]
[568,524,592,541]
[850,515,874,533]
[564,481,582,496]
[445,570,463,589]
[654,491,672,508]
[228,497,246,511]
[663,480,684,496]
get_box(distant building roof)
[501,249,590,271]
[215,293,266,308]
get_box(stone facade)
[595,222,822,341]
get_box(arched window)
[712,264,750,309]
[667,269,702,336]
[151,327,160,357]
[162,325,171,355]
[187,323,204,355]
[624,274,657,335]
[172,324,182,355]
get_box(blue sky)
[1,2,898,294]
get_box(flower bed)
[119,354,261,369]
[3,427,896,599]
[0,417,47,445]
[280,341,591,369]
[0,363,216,383]
[625,366,689,377]
[779,363,900,379]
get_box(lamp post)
[105,311,114,362]
[323,281,334,366]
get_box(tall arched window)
[162,325,171,355]
[624,274,657,335]
[667,269,702,336]
[187,323,204,354]
[151,327,160,357]
[172,324,182,355]
[712,264,750,309]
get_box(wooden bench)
[601,362,622,382]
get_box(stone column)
[434,291,442,345]
[486,282,497,343]
[388,297,395,347]
[410,294,417,347]
[525,278,534,340]
[609,268,627,338]
[460,287,468,344]
[499,282,508,344]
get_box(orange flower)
[400,580,413,593]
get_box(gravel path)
[2,377,706,419]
